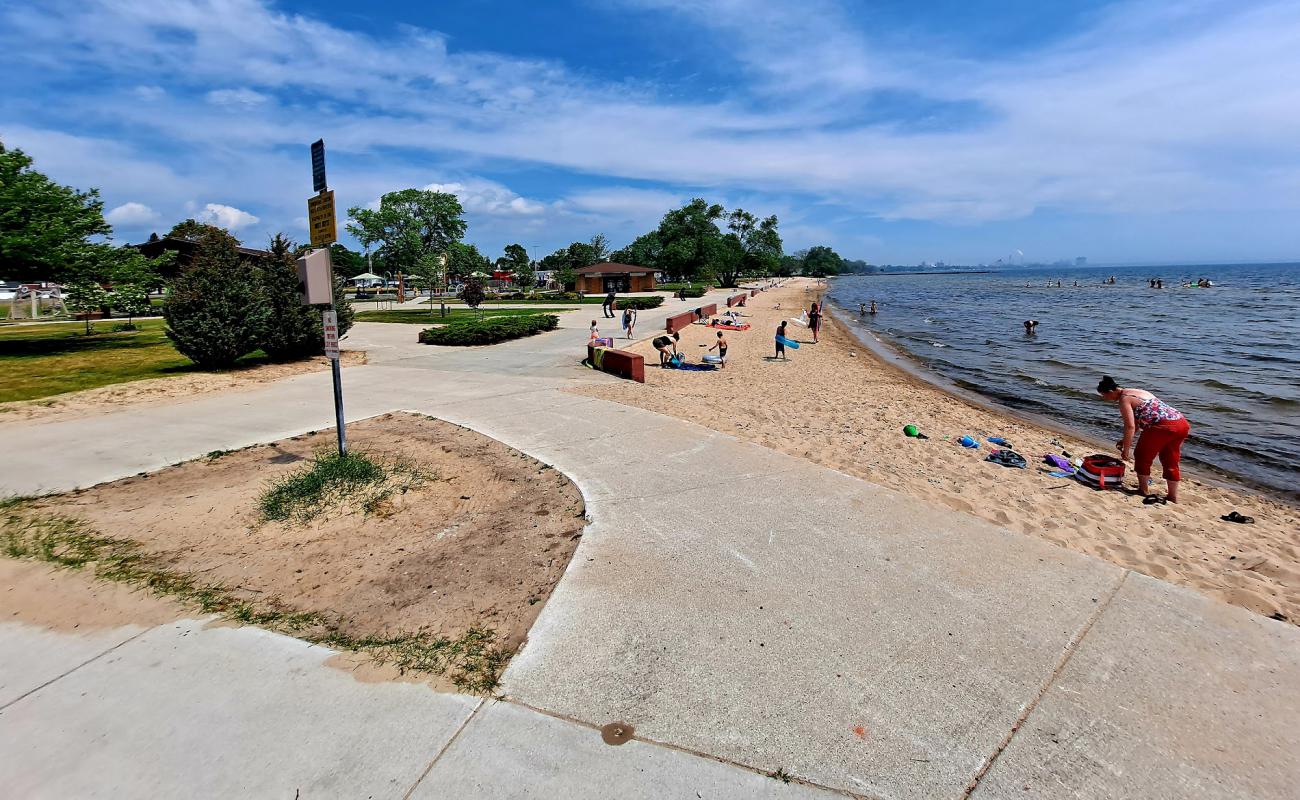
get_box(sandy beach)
[574,278,1300,624]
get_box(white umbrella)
[350,272,383,282]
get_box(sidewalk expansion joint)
[501,697,877,799]
[0,624,157,713]
[400,697,485,800]
[960,569,1130,798]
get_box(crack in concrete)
[961,570,1131,798]
[400,697,485,800]
[0,624,157,713]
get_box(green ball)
[903,424,919,437]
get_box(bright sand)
[575,279,1300,624]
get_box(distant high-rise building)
[1075,256,1087,266]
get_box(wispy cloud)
[1,0,1298,260]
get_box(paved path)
[2,288,1298,799]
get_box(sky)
[2,0,1299,266]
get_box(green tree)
[446,242,491,283]
[64,280,109,335]
[163,234,269,368]
[328,243,366,275]
[0,142,111,282]
[346,189,466,283]
[725,209,783,284]
[655,198,725,283]
[610,231,662,268]
[258,233,354,361]
[801,245,844,277]
[497,243,533,289]
[105,245,170,327]
[167,219,241,248]
[589,233,610,262]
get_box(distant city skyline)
[2,0,1299,265]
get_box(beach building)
[135,236,272,278]
[575,262,657,294]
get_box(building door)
[604,275,630,293]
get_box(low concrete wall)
[666,311,695,334]
[587,345,645,383]
[727,293,747,307]
[750,289,758,297]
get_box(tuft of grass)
[769,767,793,784]
[258,450,425,523]
[0,502,508,692]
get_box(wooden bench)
[587,345,645,383]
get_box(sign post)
[304,139,346,456]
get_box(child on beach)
[709,331,728,367]
[621,307,637,339]
[589,320,599,340]
[775,320,788,360]
[808,302,822,343]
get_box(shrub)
[258,258,354,361]
[679,286,707,298]
[612,295,663,310]
[163,237,269,368]
[419,313,558,346]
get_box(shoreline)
[573,278,1300,625]
[822,295,1299,509]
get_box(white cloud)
[558,188,684,222]
[423,179,546,217]
[132,85,165,101]
[105,201,159,226]
[197,202,260,229]
[205,87,270,107]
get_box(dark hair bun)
[1097,375,1119,393]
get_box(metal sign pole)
[328,308,347,457]
[306,138,346,456]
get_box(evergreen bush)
[612,295,663,310]
[163,237,269,368]
[419,314,558,346]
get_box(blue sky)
[2,0,1298,265]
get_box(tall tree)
[0,142,111,282]
[655,198,725,283]
[610,231,662,268]
[801,245,844,277]
[497,243,533,289]
[725,209,783,284]
[346,189,466,282]
[258,233,352,361]
[167,219,240,247]
[446,242,491,282]
[589,233,610,262]
[328,243,366,276]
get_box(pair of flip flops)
[1221,511,1256,524]
[1143,495,1168,506]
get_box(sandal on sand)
[1142,495,1168,506]
[1221,511,1256,524]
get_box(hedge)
[419,313,559,345]
[678,286,707,298]
[613,296,664,310]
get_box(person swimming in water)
[869,300,877,315]
[1023,319,1039,334]
[1096,376,1191,503]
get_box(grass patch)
[354,307,573,324]
[258,449,426,523]
[419,314,559,346]
[0,319,274,403]
[0,501,508,692]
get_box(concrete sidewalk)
[1,316,1298,799]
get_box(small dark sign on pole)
[310,139,327,193]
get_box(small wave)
[1195,378,1286,404]
[930,341,947,348]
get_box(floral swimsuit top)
[1128,392,1184,429]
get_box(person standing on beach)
[775,320,788,360]
[1096,376,1191,503]
[709,331,728,367]
[602,292,616,318]
[808,302,822,343]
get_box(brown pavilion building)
[575,262,657,294]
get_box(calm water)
[829,263,1300,499]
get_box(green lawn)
[354,307,574,324]
[0,319,268,403]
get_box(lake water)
[829,263,1300,500]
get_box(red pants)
[1134,417,1190,481]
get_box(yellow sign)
[307,190,337,248]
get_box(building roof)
[575,262,656,275]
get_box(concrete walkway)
[2,293,1298,799]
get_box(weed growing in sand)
[258,450,426,523]
[0,502,509,693]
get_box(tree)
[163,234,269,368]
[725,209,783,284]
[539,241,599,291]
[105,245,170,327]
[446,242,491,283]
[497,243,534,290]
[655,198,725,283]
[589,233,610,262]
[64,280,109,335]
[328,243,366,276]
[459,274,487,310]
[167,219,240,248]
[610,231,662,269]
[258,233,354,361]
[0,142,111,282]
[801,245,844,277]
[346,189,466,282]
